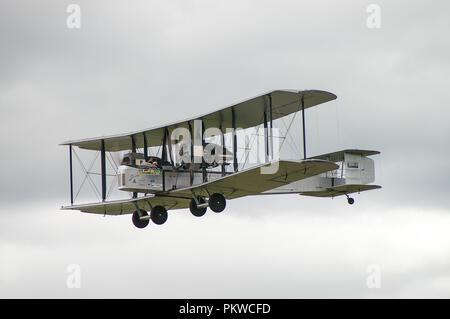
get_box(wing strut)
[188,121,194,185]
[264,111,268,162]
[143,133,148,159]
[101,139,107,201]
[269,94,274,160]
[131,136,137,198]
[162,128,168,191]
[167,128,174,166]
[301,95,307,160]
[201,120,207,182]
[162,128,168,162]
[232,106,238,172]
[69,145,74,205]
[220,120,226,176]
[263,94,274,163]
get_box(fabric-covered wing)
[309,149,380,162]
[61,194,191,215]
[60,90,336,151]
[300,184,382,198]
[61,159,338,215]
[167,159,339,200]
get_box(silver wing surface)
[166,159,339,200]
[61,194,190,215]
[60,90,336,152]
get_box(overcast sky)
[1,0,450,298]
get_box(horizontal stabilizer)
[310,149,380,162]
[300,184,381,198]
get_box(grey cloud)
[1,0,450,297]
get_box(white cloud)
[2,202,450,298]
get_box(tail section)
[263,149,381,202]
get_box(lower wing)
[61,159,338,215]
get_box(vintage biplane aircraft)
[60,90,381,228]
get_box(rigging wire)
[279,113,302,156]
[107,152,118,173]
[73,150,101,201]
[106,174,117,199]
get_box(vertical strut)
[201,120,207,182]
[220,121,225,176]
[69,144,73,205]
[301,95,306,160]
[101,139,106,201]
[131,135,136,155]
[162,128,168,162]
[167,128,174,166]
[269,94,273,160]
[264,111,268,163]
[188,121,194,185]
[232,107,238,172]
[162,128,168,192]
[131,135,137,198]
[143,133,148,160]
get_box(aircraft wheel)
[132,209,149,229]
[347,197,355,205]
[151,206,168,225]
[209,193,226,213]
[189,197,207,217]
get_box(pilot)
[121,156,130,166]
[147,157,158,167]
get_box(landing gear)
[190,197,207,217]
[346,196,355,205]
[151,205,168,225]
[209,193,226,213]
[132,209,149,229]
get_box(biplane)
[60,90,381,228]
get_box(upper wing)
[60,90,336,152]
[61,194,191,215]
[167,159,339,200]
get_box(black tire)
[151,206,168,225]
[209,193,226,213]
[190,197,207,217]
[347,197,355,205]
[132,209,149,229]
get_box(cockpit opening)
[121,152,163,168]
